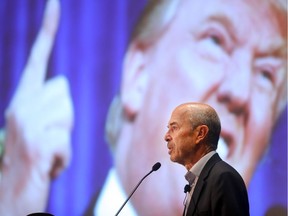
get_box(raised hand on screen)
[0,0,74,215]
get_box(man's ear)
[121,43,149,120]
[195,125,209,144]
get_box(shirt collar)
[185,171,196,185]
[185,151,216,184]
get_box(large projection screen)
[0,0,286,216]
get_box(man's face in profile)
[116,0,286,214]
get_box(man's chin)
[169,155,177,163]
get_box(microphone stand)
[115,170,153,216]
[115,162,161,216]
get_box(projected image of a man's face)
[116,0,286,215]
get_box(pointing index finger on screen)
[17,0,60,95]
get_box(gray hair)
[187,105,221,150]
[130,0,180,45]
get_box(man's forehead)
[176,0,286,46]
[179,0,284,18]
[168,106,190,124]
[168,109,183,125]
[168,112,180,125]
[168,121,178,127]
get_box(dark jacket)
[186,153,250,216]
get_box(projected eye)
[254,57,282,89]
[255,66,275,88]
[209,33,224,46]
[261,68,274,82]
[199,26,233,55]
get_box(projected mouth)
[218,137,229,159]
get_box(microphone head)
[152,162,161,171]
[184,184,191,193]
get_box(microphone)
[184,184,191,193]
[115,162,161,216]
[152,162,161,171]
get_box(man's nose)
[164,132,171,142]
[217,55,251,115]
